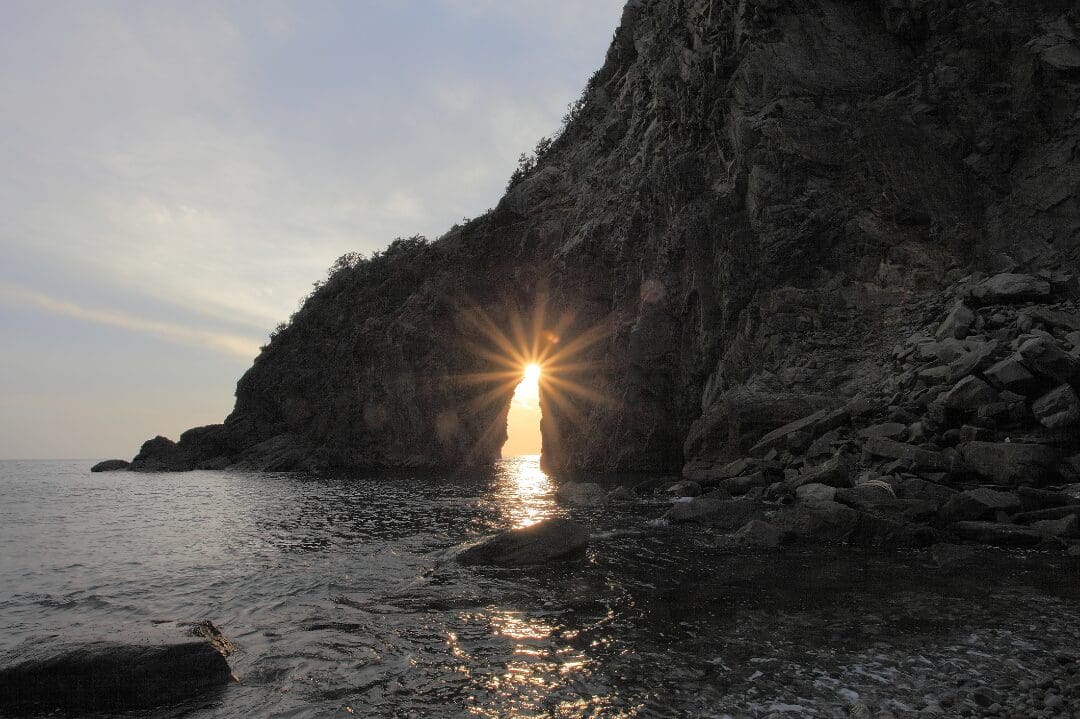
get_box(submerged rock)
[555,482,608,506]
[90,459,129,472]
[0,621,234,716]
[456,518,588,567]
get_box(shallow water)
[1,458,1078,718]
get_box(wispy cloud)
[0,283,260,359]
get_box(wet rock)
[721,519,785,550]
[1031,384,1080,429]
[664,480,702,498]
[966,273,1051,304]
[664,496,756,529]
[941,376,999,412]
[0,621,234,715]
[555,482,608,506]
[90,459,129,472]
[456,518,589,567]
[959,441,1061,487]
[949,521,1045,547]
[607,486,636,502]
[939,488,1021,523]
[1018,337,1080,385]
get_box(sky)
[0,0,626,460]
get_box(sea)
[1,457,1078,718]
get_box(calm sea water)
[1,458,1078,718]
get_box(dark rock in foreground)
[90,459,129,472]
[456,518,588,567]
[0,621,234,716]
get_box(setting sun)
[524,363,541,382]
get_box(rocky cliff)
[128,0,1080,477]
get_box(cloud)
[0,283,260,359]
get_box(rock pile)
[675,272,1080,552]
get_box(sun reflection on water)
[494,454,555,528]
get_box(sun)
[523,363,541,383]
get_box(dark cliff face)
[130,0,1080,474]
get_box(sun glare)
[524,363,541,383]
[455,293,615,463]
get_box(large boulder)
[777,500,935,549]
[959,441,1062,486]
[456,518,589,567]
[664,496,757,529]
[965,273,1051,304]
[0,621,234,716]
[90,459,129,472]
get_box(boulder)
[663,497,756,528]
[683,456,756,482]
[0,621,234,716]
[786,454,851,490]
[1017,337,1080,385]
[778,500,934,548]
[1031,384,1080,429]
[899,477,957,503]
[748,406,850,457]
[864,436,954,472]
[834,483,898,511]
[796,482,836,503]
[555,482,608,506]
[941,376,999,412]
[716,471,770,496]
[607,486,636,502]
[949,521,1045,547]
[90,459,129,472]
[1012,504,1080,524]
[959,441,1061,486]
[939,488,1021,523]
[966,273,1051,304]
[935,301,975,339]
[983,355,1039,395]
[1031,514,1079,538]
[1017,486,1074,512]
[663,480,702,498]
[858,422,907,440]
[456,518,589,566]
[719,519,786,550]
[1026,307,1080,332]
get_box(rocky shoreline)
[555,271,1080,557]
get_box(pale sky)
[0,0,625,459]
